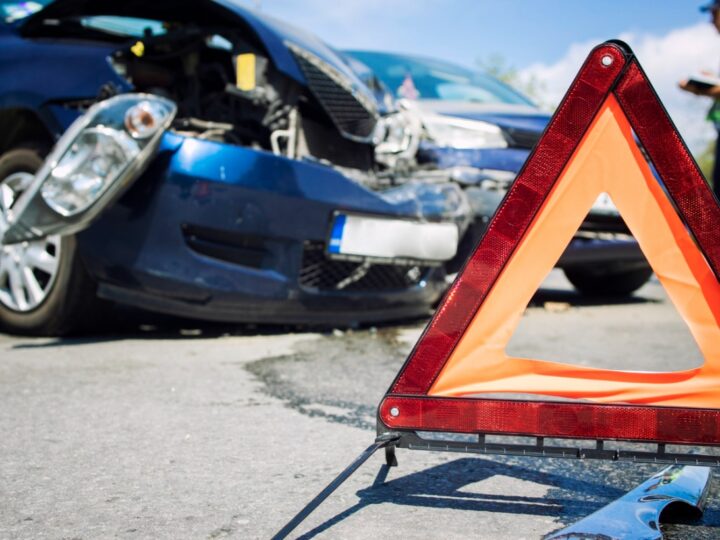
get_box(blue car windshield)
[347,50,535,106]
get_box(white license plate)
[328,214,459,262]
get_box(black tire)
[563,266,653,297]
[0,146,105,336]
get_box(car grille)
[299,242,430,292]
[289,45,377,141]
[502,127,542,150]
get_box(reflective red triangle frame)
[378,41,720,446]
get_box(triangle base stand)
[384,429,720,466]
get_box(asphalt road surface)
[1,270,718,539]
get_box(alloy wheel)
[0,172,62,311]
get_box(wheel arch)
[0,107,56,156]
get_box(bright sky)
[244,0,720,152]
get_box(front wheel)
[563,265,653,297]
[0,147,104,335]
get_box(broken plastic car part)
[0,94,176,244]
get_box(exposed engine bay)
[113,30,298,149]
[20,7,505,241]
[93,23,471,230]
[106,26,415,177]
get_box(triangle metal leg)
[272,435,399,540]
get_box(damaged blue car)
[347,50,653,296]
[0,1,471,335]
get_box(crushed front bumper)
[74,133,462,324]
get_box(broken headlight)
[41,96,175,217]
[41,126,140,216]
[373,110,422,169]
[2,94,176,244]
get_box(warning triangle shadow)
[295,458,629,539]
[297,459,720,539]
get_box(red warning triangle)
[379,41,720,446]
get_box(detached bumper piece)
[546,465,711,540]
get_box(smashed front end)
[4,2,472,324]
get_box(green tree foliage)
[695,139,715,187]
[476,54,549,107]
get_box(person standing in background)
[680,1,720,199]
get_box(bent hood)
[20,0,367,91]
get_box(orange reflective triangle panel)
[379,41,720,445]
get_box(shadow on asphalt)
[528,287,660,308]
[7,305,425,349]
[295,457,625,539]
[295,457,716,539]
[8,285,657,349]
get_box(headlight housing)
[2,94,176,244]
[41,126,141,216]
[422,114,508,149]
